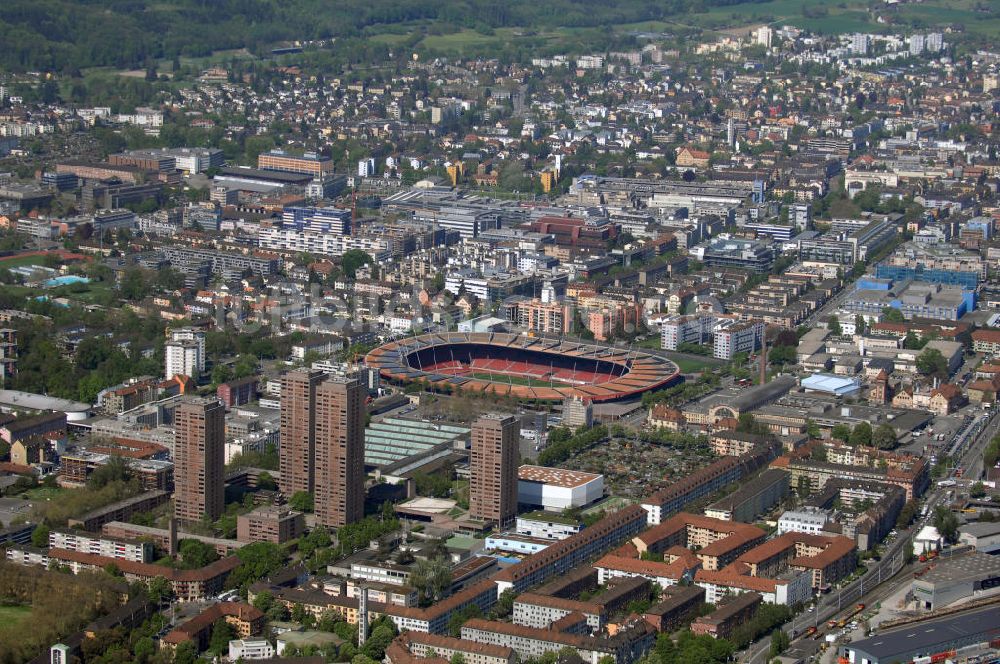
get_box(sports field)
[468,372,571,388]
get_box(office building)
[282,205,352,236]
[48,528,154,563]
[314,377,366,527]
[174,398,225,523]
[777,509,828,536]
[701,238,774,273]
[843,280,974,322]
[279,370,325,497]
[703,468,790,522]
[258,150,332,178]
[471,415,519,527]
[358,158,376,177]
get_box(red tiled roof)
[162,602,263,645]
[47,548,240,581]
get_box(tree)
[341,249,373,279]
[179,539,219,569]
[768,344,796,366]
[970,482,987,498]
[854,315,866,335]
[31,523,50,548]
[257,471,277,491]
[872,423,897,450]
[849,422,873,447]
[447,604,481,637]
[490,589,516,619]
[173,641,198,664]
[769,628,790,657]
[916,348,949,380]
[882,307,905,324]
[805,419,821,439]
[133,635,155,663]
[362,623,396,660]
[410,557,452,605]
[736,413,767,435]
[902,330,923,350]
[827,316,842,336]
[142,575,171,605]
[831,423,852,442]
[897,500,918,529]
[89,455,132,489]
[289,491,314,512]
[227,541,287,590]
[797,475,812,499]
[932,505,959,544]
[208,618,236,655]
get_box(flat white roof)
[518,465,602,488]
[0,389,90,413]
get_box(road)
[958,408,999,481]
[743,529,913,664]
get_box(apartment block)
[471,414,519,528]
[174,398,225,523]
[236,506,306,544]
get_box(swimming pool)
[44,275,91,287]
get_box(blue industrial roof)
[800,373,861,396]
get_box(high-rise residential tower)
[174,398,225,523]
[314,377,366,527]
[470,414,519,527]
[279,369,325,497]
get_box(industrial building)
[840,604,1000,664]
[911,553,1000,610]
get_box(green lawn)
[0,255,47,269]
[21,485,66,500]
[469,372,571,388]
[50,280,114,304]
[662,353,725,374]
[0,605,32,628]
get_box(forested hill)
[0,0,766,72]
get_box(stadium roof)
[365,332,678,402]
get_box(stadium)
[365,332,680,402]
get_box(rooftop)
[917,552,1000,586]
[518,465,602,488]
[847,605,1000,660]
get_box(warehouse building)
[840,604,1000,664]
[959,522,1000,555]
[911,552,1000,610]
